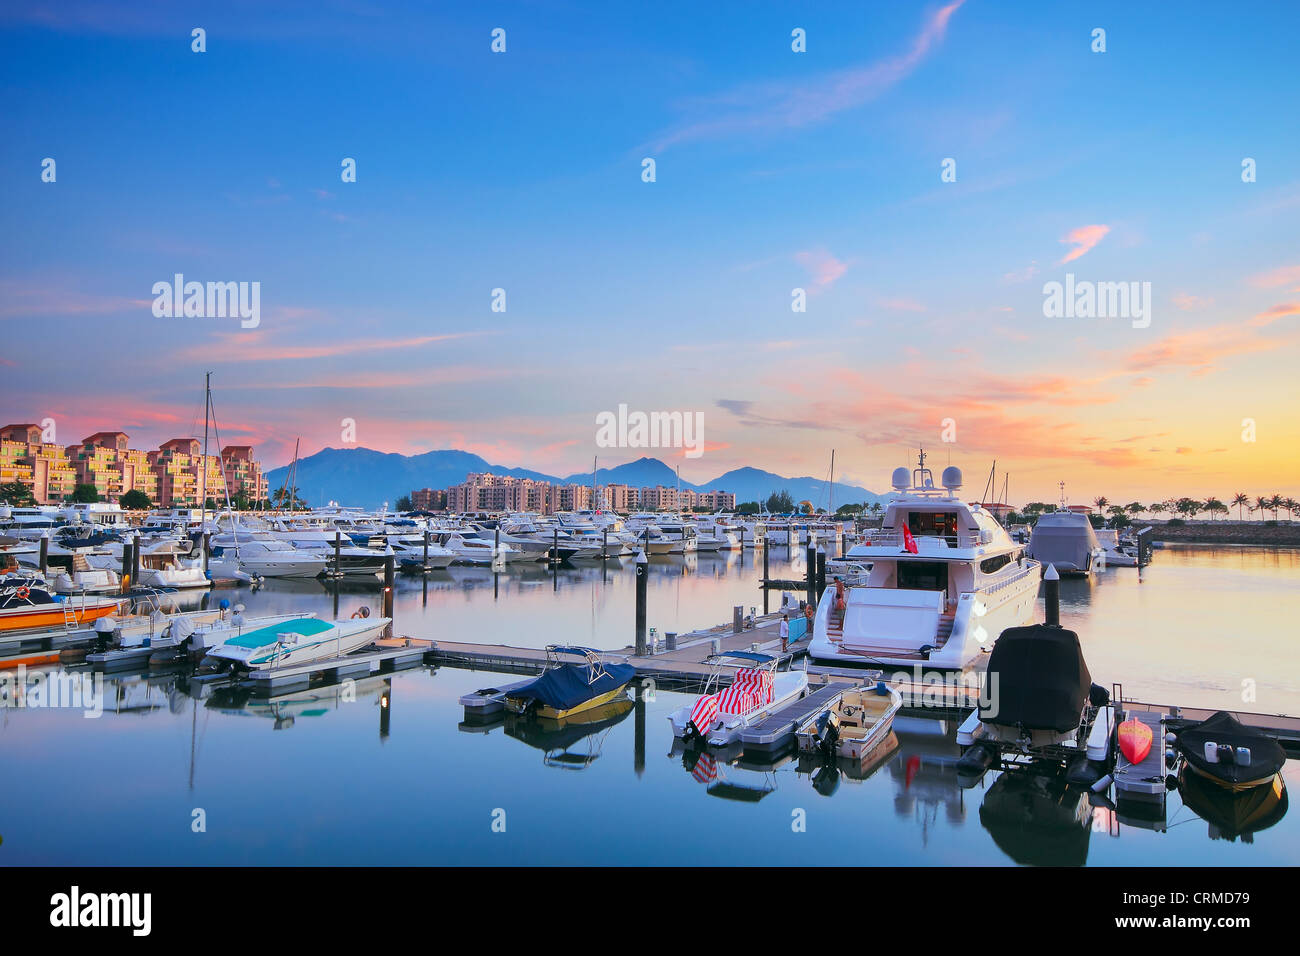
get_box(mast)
[200,372,210,529]
[829,449,835,515]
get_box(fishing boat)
[796,682,902,761]
[809,453,1040,669]
[502,645,636,719]
[198,611,390,672]
[668,651,809,748]
[0,574,124,632]
[1172,710,1287,793]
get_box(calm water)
[2,545,1297,866]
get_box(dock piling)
[201,532,210,573]
[130,533,140,588]
[805,542,816,606]
[333,530,342,578]
[634,550,648,656]
[39,532,49,573]
[382,553,395,637]
[1045,563,1060,626]
[816,547,826,597]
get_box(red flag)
[901,524,919,554]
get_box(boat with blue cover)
[199,611,389,672]
[502,645,636,719]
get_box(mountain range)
[264,448,888,510]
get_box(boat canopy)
[507,660,636,712]
[981,625,1092,732]
[709,651,774,665]
[1175,711,1285,788]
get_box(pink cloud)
[795,249,848,289]
[1057,224,1110,264]
[1250,302,1300,327]
[1248,264,1300,291]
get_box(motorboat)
[668,651,809,748]
[1094,529,1138,568]
[48,553,122,594]
[796,682,902,761]
[206,537,327,579]
[384,533,456,571]
[199,611,390,672]
[809,454,1040,669]
[433,530,531,565]
[1027,510,1101,575]
[86,605,314,670]
[0,574,124,632]
[1172,710,1287,793]
[502,646,636,719]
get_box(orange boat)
[0,576,123,633]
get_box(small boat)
[1177,763,1288,842]
[796,682,902,760]
[1173,710,1286,792]
[1027,510,1100,575]
[503,646,636,719]
[199,611,389,672]
[0,574,123,632]
[668,651,809,748]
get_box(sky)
[1,0,1298,505]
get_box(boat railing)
[861,529,982,549]
[981,562,1038,596]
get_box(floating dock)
[1114,709,1169,803]
[739,680,854,754]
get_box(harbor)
[1,534,1296,866]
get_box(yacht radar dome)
[941,466,963,492]
[891,468,911,492]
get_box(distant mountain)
[265,448,886,510]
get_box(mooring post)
[552,527,559,564]
[39,532,49,573]
[634,680,646,778]
[120,538,132,594]
[130,533,140,588]
[423,528,430,572]
[762,539,770,615]
[602,527,609,561]
[805,540,817,606]
[816,547,826,597]
[201,531,211,573]
[494,525,501,559]
[333,530,342,578]
[1044,563,1060,626]
[635,550,648,656]
[382,553,395,637]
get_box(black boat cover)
[981,625,1091,732]
[1175,711,1285,788]
[507,661,636,711]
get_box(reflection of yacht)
[810,453,1040,669]
[206,674,392,730]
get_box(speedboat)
[809,454,1040,669]
[796,682,901,761]
[206,537,327,579]
[1027,510,1100,575]
[502,646,636,719]
[668,651,808,748]
[434,530,531,565]
[1173,711,1286,793]
[0,574,124,632]
[199,612,390,672]
[1094,529,1138,568]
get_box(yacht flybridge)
[809,453,1040,670]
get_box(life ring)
[15,586,30,600]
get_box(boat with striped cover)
[668,651,808,748]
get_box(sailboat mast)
[829,449,835,515]
[200,372,210,528]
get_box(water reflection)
[979,768,1094,866]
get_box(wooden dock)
[740,681,854,753]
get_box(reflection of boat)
[668,651,808,748]
[797,730,900,796]
[1173,710,1287,792]
[979,768,1094,867]
[675,745,779,802]
[199,612,389,672]
[796,683,901,761]
[206,674,392,730]
[503,697,633,768]
[503,646,635,719]
[1177,764,1288,842]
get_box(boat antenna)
[1058,480,1067,511]
[200,371,210,531]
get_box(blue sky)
[2,1,1298,501]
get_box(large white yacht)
[809,454,1040,670]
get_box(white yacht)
[1093,528,1137,568]
[433,530,531,566]
[207,536,327,579]
[809,455,1041,670]
[199,612,390,672]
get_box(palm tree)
[1232,492,1249,520]
[1254,496,1269,521]
[1126,502,1144,519]
[1270,494,1284,521]
[1093,496,1108,518]
[1204,498,1225,521]
[1285,497,1299,522]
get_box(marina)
[1,533,1296,866]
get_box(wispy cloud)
[648,1,966,151]
[174,331,490,363]
[1057,224,1110,264]
[794,248,848,289]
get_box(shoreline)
[1145,522,1300,547]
